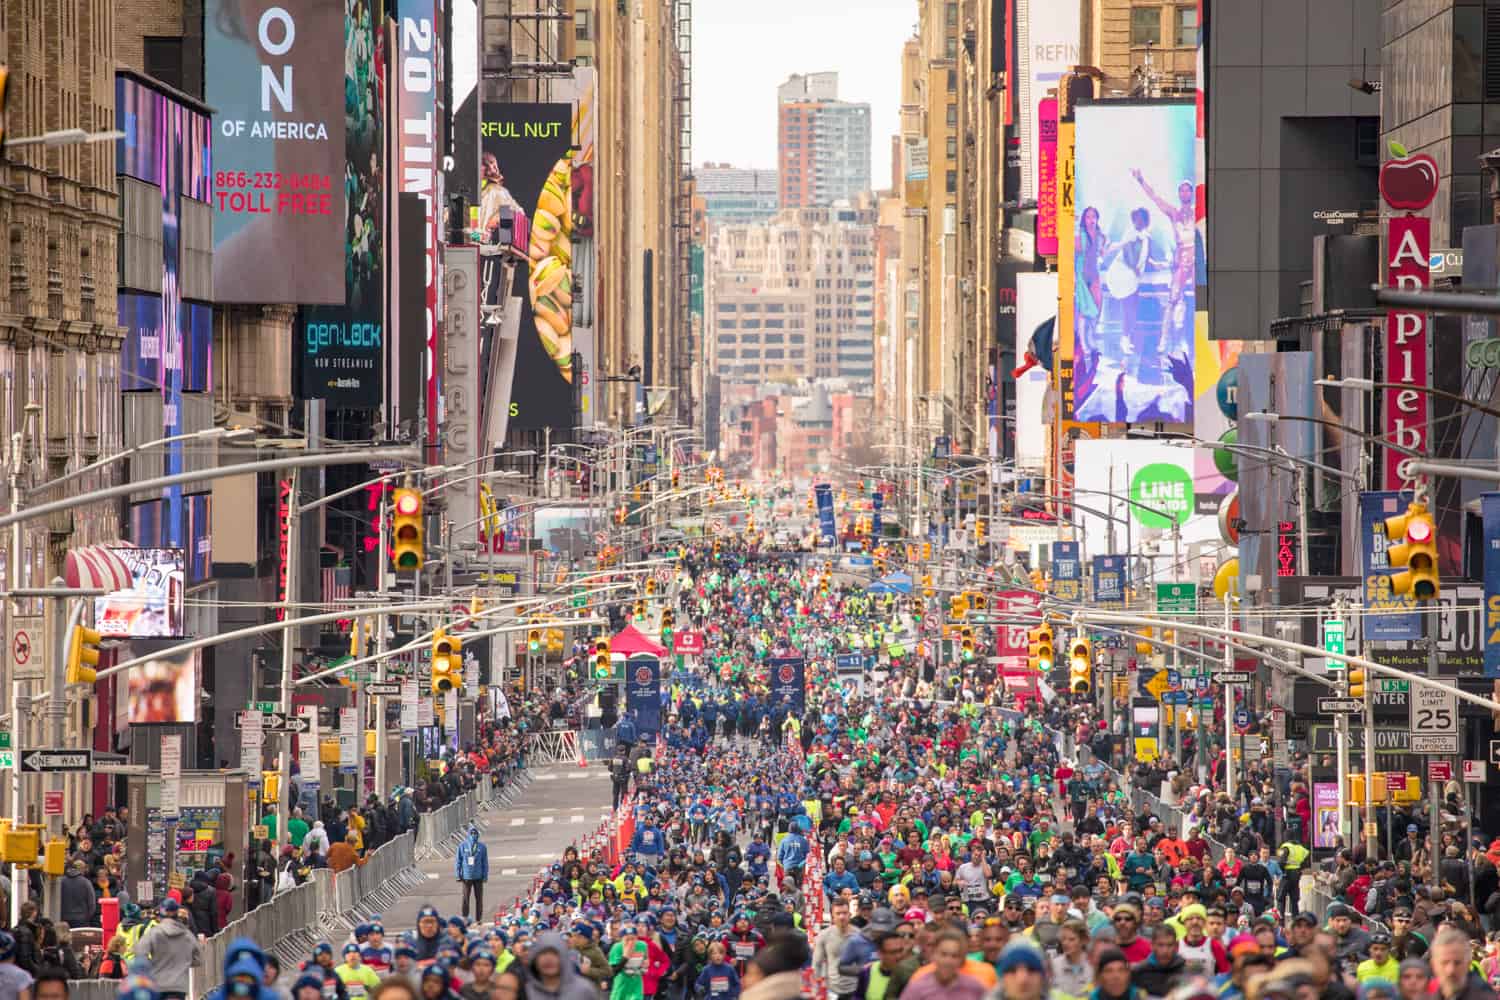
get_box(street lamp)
[3,128,125,149]
[26,426,257,498]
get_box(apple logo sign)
[1379,141,1439,212]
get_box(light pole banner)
[768,656,807,715]
[1483,492,1500,678]
[1359,491,1420,641]
[1051,540,1081,602]
[815,484,837,546]
[625,655,662,737]
[1092,554,1126,607]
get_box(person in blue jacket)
[776,826,809,884]
[616,712,639,748]
[745,836,771,880]
[455,825,490,921]
[630,810,666,864]
[204,937,284,1000]
[822,856,859,901]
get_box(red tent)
[611,623,668,657]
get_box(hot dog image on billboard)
[529,153,575,383]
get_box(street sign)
[1489,740,1500,767]
[20,749,92,772]
[0,733,12,751]
[1377,679,1410,694]
[1428,760,1453,782]
[1387,771,1407,791]
[1410,685,1457,747]
[43,791,62,816]
[1318,697,1365,714]
[1322,619,1346,667]
[1156,582,1197,616]
[1218,671,1253,684]
[364,682,402,697]
[1234,708,1252,734]
[233,711,310,734]
[0,751,15,770]
[1464,760,1487,783]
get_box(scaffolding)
[672,0,694,426]
[480,0,574,103]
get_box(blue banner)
[872,492,884,536]
[625,655,662,736]
[834,653,862,669]
[1093,555,1126,606]
[1485,494,1500,678]
[1360,491,1420,641]
[815,483,837,546]
[768,656,806,714]
[1052,541,1081,602]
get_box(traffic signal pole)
[277,467,300,860]
[374,487,390,796]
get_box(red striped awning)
[64,544,135,592]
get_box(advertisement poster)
[1019,3,1080,203]
[625,656,662,736]
[768,656,807,715]
[871,491,884,537]
[815,483,837,546]
[1313,782,1340,850]
[480,103,577,430]
[1359,491,1420,641]
[204,0,346,304]
[1384,215,1431,488]
[299,0,385,406]
[1016,272,1057,469]
[1092,554,1126,606]
[95,548,185,638]
[298,707,320,789]
[1485,493,1500,678]
[125,646,200,723]
[1071,102,1197,424]
[1051,541,1081,602]
[1037,98,1059,256]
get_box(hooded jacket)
[190,873,219,934]
[59,870,97,927]
[572,939,611,991]
[456,828,489,882]
[304,821,331,857]
[525,931,599,1000]
[138,916,203,993]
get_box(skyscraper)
[777,72,872,209]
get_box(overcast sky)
[693,0,918,191]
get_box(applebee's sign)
[1380,142,1438,489]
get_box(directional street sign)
[20,749,92,772]
[364,682,402,697]
[1322,619,1346,668]
[1318,697,1365,714]
[1218,671,1254,684]
[233,711,310,734]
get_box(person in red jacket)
[214,874,234,930]
[639,920,672,999]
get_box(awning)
[64,544,135,592]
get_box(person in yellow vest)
[1277,838,1310,915]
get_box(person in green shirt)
[334,944,381,996]
[1357,934,1400,984]
[287,808,310,851]
[608,924,649,1000]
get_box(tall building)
[697,165,780,225]
[776,72,873,209]
[707,206,876,385]
[1086,0,1200,98]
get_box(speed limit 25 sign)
[1409,685,1458,754]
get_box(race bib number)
[711,977,730,995]
[734,942,755,959]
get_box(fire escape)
[672,0,694,427]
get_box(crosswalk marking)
[539,815,554,825]
[510,817,525,826]
[570,814,585,823]
[501,868,517,876]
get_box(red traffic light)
[1406,518,1432,544]
[395,491,421,516]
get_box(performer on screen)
[1130,169,1196,355]
[1073,205,1110,391]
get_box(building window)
[575,10,591,41]
[947,69,957,92]
[946,104,957,127]
[946,136,957,158]
[1174,6,1196,46]
[1131,7,1162,46]
[944,35,958,59]
[945,2,958,27]
[946,170,957,193]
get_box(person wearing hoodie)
[58,861,97,929]
[608,925,650,1000]
[190,871,220,934]
[414,908,446,963]
[524,931,598,1000]
[304,821,332,858]
[456,826,490,921]
[1128,925,1186,999]
[694,942,741,1000]
[137,898,202,1000]
[207,939,295,1000]
[569,924,611,994]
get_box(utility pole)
[276,465,300,858]
[1223,596,1235,793]
[374,488,390,796]
[1331,599,1350,849]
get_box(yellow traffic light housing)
[593,636,612,679]
[671,469,680,489]
[1135,627,1155,656]
[661,609,675,632]
[1069,638,1092,693]
[1348,667,1367,699]
[970,592,988,613]
[949,593,970,619]
[645,577,658,597]
[391,488,424,571]
[431,630,458,694]
[960,626,976,661]
[1384,501,1439,601]
[66,625,102,686]
[922,542,932,560]
[527,624,542,653]
[1035,624,1054,672]
[974,519,987,544]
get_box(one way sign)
[234,711,311,734]
[20,749,92,773]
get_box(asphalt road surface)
[382,763,613,929]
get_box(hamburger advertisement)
[479,104,577,430]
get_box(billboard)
[443,247,482,539]
[768,656,806,715]
[1051,541,1081,602]
[298,0,385,407]
[204,0,346,304]
[1018,2,1080,204]
[1092,555,1126,606]
[96,548,187,639]
[1037,97,1059,256]
[126,646,200,724]
[1071,102,1197,424]
[554,69,599,427]
[481,104,577,430]
[625,656,662,736]
[1015,272,1056,469]
[1360,491,1421,642]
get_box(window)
[946,136,957,158]
[946,170,957,194]
[1174,6,1196,46]
[946,104,958,127]
[575,9,592,41]
[1131,7,1162,46]
[945,35,958,59]
[945,1,958,27]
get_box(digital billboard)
[96,548,187,639]
[1014,272,1056,470]
[1071,102,1197,424]
[204,0,346,304]
[480,103,577,430]
[126,646,200,724]
[298,0,385,407]
[1019,4,1080,204]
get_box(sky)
[693,0,919,192]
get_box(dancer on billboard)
[1130,168,1197,354]
[1073,205,1109,390]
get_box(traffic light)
[671,469,680,489]
[1069,638,1092,693]
[922,542,932,561]
[1384,501,1439,601]
[593,636,612,679]
[922,574,934,598]
[645,578,658,597]
[527,621,543,653]
[391,488,424,571]
[874,552,886,573]
[634,601,647,620]
[660,608,675,633]
[949,593,970,619]
[713,539,722,557]
[1035,624,1054,672]
[1030,568,1046,593]
[1135,627,1155,656]
[66,625,102,686]
[974,519,987,545]
[970,592,988,614]
[1348,667,1367,699]
[807,495,815,513]
[959,626,976,661]
[349,625,363,659]
[431,630,460,693]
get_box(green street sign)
[1156,583,1197,617]
[1322,620,1346,667]
[1376,679,1409,694]
[0,732,13,751]
[0,751,14,770]
[571,591,587,609]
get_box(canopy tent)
[610,622,668,657]
[866,572,913,595]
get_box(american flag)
[323,565,352,605]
